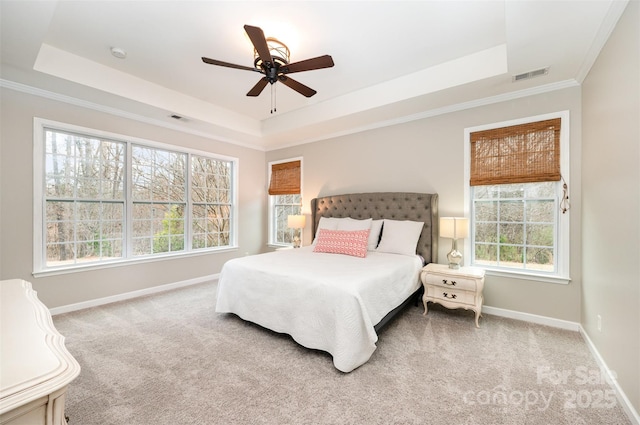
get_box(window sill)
[33,246,238,278]
[481,267,571,285]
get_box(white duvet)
[215,246,422,372]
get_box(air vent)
[513,67,549,82]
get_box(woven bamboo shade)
[470,118,561,186]
[268,160,301,195]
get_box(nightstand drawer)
[426,286,476,306]
[421,263,486,327]
[421,271,479,291]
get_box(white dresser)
[0,279,81,425]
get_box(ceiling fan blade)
[247,78,269,97]
[244,25,273,65]
[279,76,317,97]
[281,55,335,74]
[202,57,257,72]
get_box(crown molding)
[0,79,266,152]
[268,79,581,151]
[3,77,580,153]
[575,0,629,83]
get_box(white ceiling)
[0,1,628,150]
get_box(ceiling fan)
[202,25,334,100]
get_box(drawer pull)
[443,292,457,299]
[442,279,456,286]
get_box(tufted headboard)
[310,192,439,264]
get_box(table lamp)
[440,217,469,269]
[287,215,306,248]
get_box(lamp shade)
[287,215,306,229]
[440,217,469,239]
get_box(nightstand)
[420,263,485,327]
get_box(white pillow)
[376,219,424,256]
[312,217,340,245]
[337,217,372,231]
[368,219,384,251]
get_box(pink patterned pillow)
[313,229,371,258]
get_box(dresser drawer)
[421,271,479,291]
[426,286,476,306]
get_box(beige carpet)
[53,281,631,425]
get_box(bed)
[215,192,438,372]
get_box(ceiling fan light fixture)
[202,24,333,101]
[254,37,290,69]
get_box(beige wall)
[268,86,583,322]
[0,88,267,308]
[582,0,640,413]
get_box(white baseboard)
[580,326,640,425]
[482,304,638,425]
[49,274,219,316]
[481,305,581,331]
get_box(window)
[473,182,557,271]
[43,131,126,265]
[268,158,302,246]
[191,156,233,249]
[465,112,570,282]
[131,146,186,255]
[34,119,237,274]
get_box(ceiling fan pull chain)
[270,84,277,114]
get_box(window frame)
[33,118,239,276]
[267,157,303,247]
[464,111,570,284]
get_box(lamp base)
[293,236,301,248]
[447,249,463,269]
